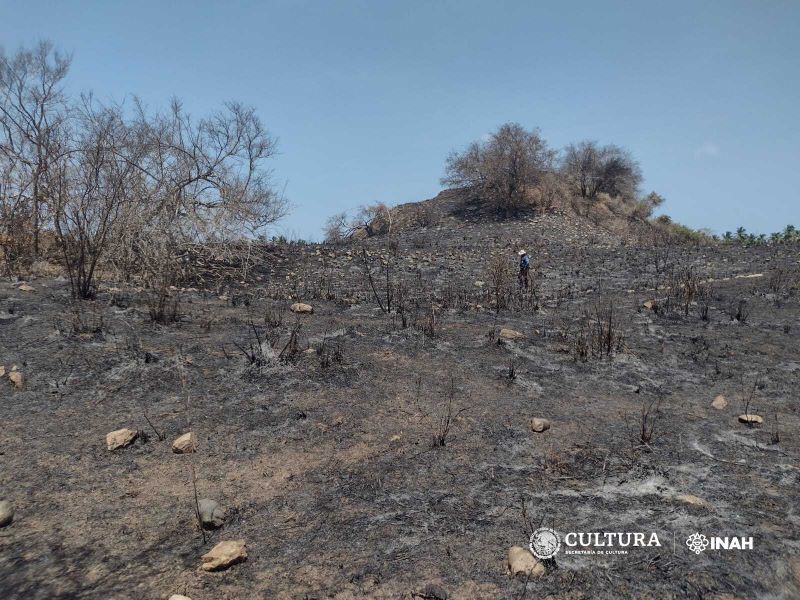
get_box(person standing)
[517,249,530,290]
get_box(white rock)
[106,428,138,450]
[198,498,225,529]
[498,328,524,341]
[507,546,545,578]
[711,395,728,410]
[172,432,197,454]
[200,539,247,571]
[738,414,763,425]
[290,302,313,314]
[0,500,14,527]
[168,596,192,600]
[675,494,710,508]
[529,418,551,433]
[7,366,23,389]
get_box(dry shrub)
[571,300,625,361]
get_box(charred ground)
[1,199,799,599]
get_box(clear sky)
[2,0,798,240]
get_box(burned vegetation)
[1,45,800,600]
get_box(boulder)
[738,414,763,425]
[200,539,247,571]
[507,546,545,578]
[172,432,197,454]
[198,498,225,529]
[168,596,192,600]
[529,418,551,433]
[17,283,34,292]
[642,300,657,311]
[290,303,313,314]
[711,395,728,410]
[0,500,14,527]
[106,428,138,450]
[498,328,524,341]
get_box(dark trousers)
[518,267,529,289]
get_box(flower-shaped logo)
[686,532,709,554]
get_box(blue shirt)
[520,255,530,269]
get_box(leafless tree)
[119,98,288,297]
[50,98,144,298]
[0,41,71,267]
[323,211,351,243]
[560,141,642,201]
[442,123,555,216]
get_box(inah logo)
[529,527,561,559]
[686,532,709,554]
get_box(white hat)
[518,249,527,256]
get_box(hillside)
[1,197,800,599]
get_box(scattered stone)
[172,432,197,454]
[420,583,449,599]
[200,539,247,571]
[642,300,657,311]
[498,328,524,341]
[0,500,14,527]
[738,414,763,425]
[675,494,710,508]
[711,395,728,410]
[17,283,35,292]
[507,546,545,578]
[290,302,313,314]
[197,498,225,529]
[7,366,23,389]
[529,418,551,433]
[106,428,138,450]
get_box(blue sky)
[2,0,798,240]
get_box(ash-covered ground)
[2,206,799,599]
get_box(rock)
[675,494,710,508]
[197,498,225,529]
[642,300,657,311]
[172,432,197,454]
[7,366,23,389]
[498,328,524,341]
[200,539,247,571]
[711,395,728,410]
[507,546,545,578]
[290,302,313,314]
[738,414,763,425]
[17,283,34,292]
[420,583,448,599]
[106,428,138,450]
[0,500,14,527]
[0,365,4,377]
[529,418,551,433]
[168,596,192,600]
